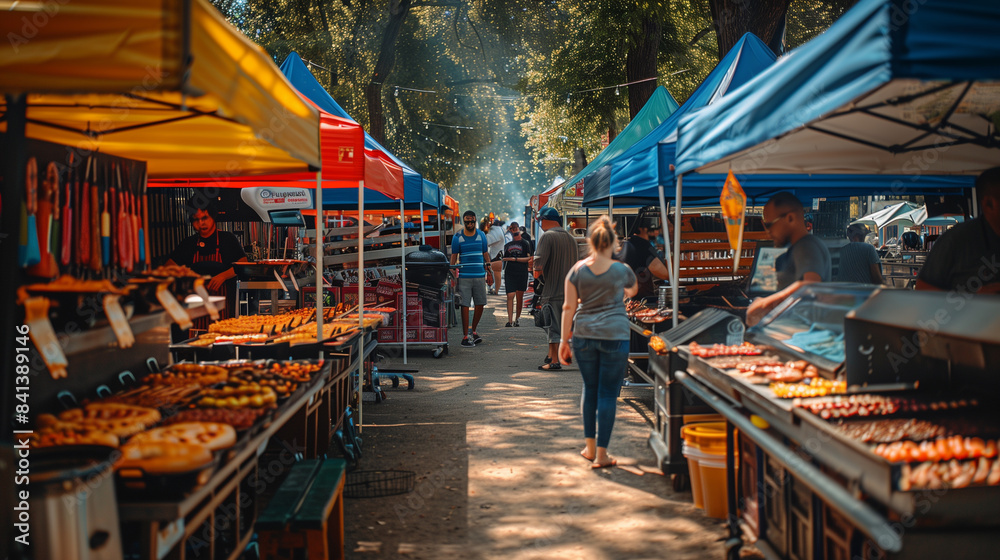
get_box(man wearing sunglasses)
[451,210,491,347]
[746,192,831,326]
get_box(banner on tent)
[721,170,747,274]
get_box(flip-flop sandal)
[580,450,596,461]
[538,362,561,371]
[591,458,617,469]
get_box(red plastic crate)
[377,328,400,343]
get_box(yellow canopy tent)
[0,0,328,377]
[0,0,321,177]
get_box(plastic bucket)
[681,422,726,509]
[682,443,712,508]
[680,421,728,454]
[699,455,735,519]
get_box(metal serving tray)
[686,348,1000,524]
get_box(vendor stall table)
[670,286,1000,560]
[118,329,377,560]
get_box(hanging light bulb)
[615,86,620,96]
[566,93,571,104]
[395,87,400,97]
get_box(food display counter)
[667,284,1000,560]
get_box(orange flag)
[720,170,747,274]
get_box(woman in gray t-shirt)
[559,216,638,469]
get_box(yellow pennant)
[720,170,747,274]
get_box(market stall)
[655,286,1000,559]
[660,0,1000,557]
[0,1,384,559]
[279,53,450,362]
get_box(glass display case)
[747,282,879,374]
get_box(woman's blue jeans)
[573,337,629,448]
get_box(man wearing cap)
[501,222,533,327]
[617,218,670,299]
[836,223,883,284]
[533,206,579,370]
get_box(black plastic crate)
[344,470,415,499]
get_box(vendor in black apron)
[616,218,670,300]
[167,197,247,325]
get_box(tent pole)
[419,202,426,245]
[972,186,979,218]
[658,185,673,285]
[672,176,683,328]
[1,95,27,430]
[315,172,324,359]
[401,199,408,364]
[609,195,614,216]
[357,180,365,434]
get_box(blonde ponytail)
[587,215,617,255]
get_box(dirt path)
[344,294,729,559]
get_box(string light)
[422,121,474,131]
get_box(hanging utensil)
[129,167,140,268]
[140,170,150,270]
[28,162,60,278]
[60,155,73,269]
[101,163,111,269]
[79,157,92,272]
[116,164,132,272]
[89,158,101,274]
[20,157,41,268]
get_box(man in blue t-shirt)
[451,210,491,347]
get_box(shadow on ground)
[343,295,728,559]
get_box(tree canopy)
[211,0,855,219]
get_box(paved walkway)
[343,293,729,559]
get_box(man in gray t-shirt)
[747,192,831,326]
[533,206,580,369]
[837,223,883,284]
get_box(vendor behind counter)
[167,196,248,327]
[616,218,670,300]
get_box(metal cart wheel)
[671,473,689,492]
[433,346,445,358]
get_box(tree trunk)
[708,0,790,58]
[366,0,412,144]
[606,116,618,144]
[625,16,661,120]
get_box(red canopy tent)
[151,105,404,199]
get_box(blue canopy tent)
[582,32,973,209]
[583,33,777,208]
[280,52,428,208]
[675,0,1000,179]
[665,0,999,367]
[554,86,679,211]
